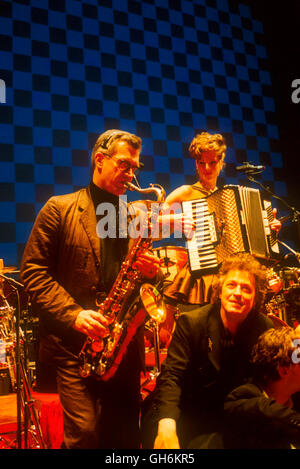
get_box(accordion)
[182,185,280,277]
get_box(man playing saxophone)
[20,129,160,449]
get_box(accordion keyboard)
[182,198,218,274]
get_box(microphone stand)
[0,273,23,449]
[245,173,300,264]
[276,240,300,265]
[0,273,46,449]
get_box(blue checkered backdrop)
[0,0,289,266]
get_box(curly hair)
[211,253,268,312]
[189,132,227,161]
[251,327,300,385]
[91,129,142,170]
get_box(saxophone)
[78,182,166,380]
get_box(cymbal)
[0,266,19,274]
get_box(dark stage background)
[0,0,299,267]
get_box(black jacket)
[141,302,273,448]
[224,382,300,449]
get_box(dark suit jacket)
[20,187,139,361]
[224,382,300,449]
[141,302,273,448]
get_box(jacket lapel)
[78,188,101,267]
[206,305,223,372]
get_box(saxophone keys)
[79,362,92,378]
[91,339,104,353]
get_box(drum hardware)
[0,302,16,336]
[0,265,19,274]
[283,285,300,328]
[279,267,300,327]
[266,268,283,295]
[153,246,188,282]
[265,266,300,328]
[279,267,300,289]
[19,341,45,450]
[0,272,45,449]
[277,240,300,265]
[265,293,289,326]
[20,307,39,389]
[267,313,289,329]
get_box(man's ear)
[95,152,104,170]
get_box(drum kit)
[265,266,300,328]
[0,262,45,449]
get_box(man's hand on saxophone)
[74,250,160,340]
[73,309,110,340]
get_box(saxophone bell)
[140,283,166,324]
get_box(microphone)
[235,163,266,173]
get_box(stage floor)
[0,393,17,425]
[0,391,63,449]
[0,393,18,449]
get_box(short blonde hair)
[189,132,226,161]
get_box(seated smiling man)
[141,252,274,449]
